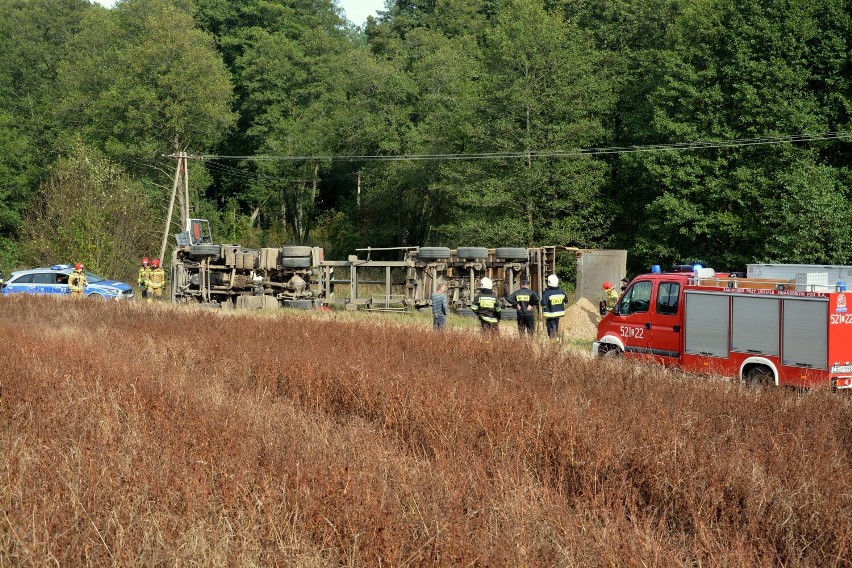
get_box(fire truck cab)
[593,266,852,390]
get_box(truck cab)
[593,271,690,362]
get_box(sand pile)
[562,297,600,341]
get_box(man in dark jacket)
[431,282,449,330]
[506,275,540,336]
[471,277,500,334]
[541,274,567,341]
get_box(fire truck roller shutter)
[684,292,730,358]
[731,296,780,356]
[782,298,828,369]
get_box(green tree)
[21,143,161,282]
[626,0,852,270]
[58,0,236,164]
[438,0,614,248]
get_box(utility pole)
[159,152,188,262]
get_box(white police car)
[0,264,134,300]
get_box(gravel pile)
[561,297,600,341]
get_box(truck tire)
[744,366,774,389]
[188,244,221,258]
[600,344,622,358]
[495,247,528,261]
[281,299,313,310]
[455,307,476,318]
[280,257,312,268]
[418,247,451,260]
[456,247,488,260]
[280,246,312,258]
[499,309,517,321]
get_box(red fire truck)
[593,266,852,390]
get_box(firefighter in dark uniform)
[471,277,501,334]
[506,275,540,336]
[541,274,567,341]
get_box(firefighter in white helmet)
[541,274,567,341]
[471,276,501,334]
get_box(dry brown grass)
[1,295,849,566]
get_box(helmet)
[547,274,559,287]
[520,275,530,285]
[142,257,149,266]
[602,281,614,290]
[480,277,492,289]
[74,263,83,271]
[152,259,160,268]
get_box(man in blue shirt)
[431,282,449,330]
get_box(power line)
[181,130,852,163]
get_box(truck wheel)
[495,247,528,261]
[456,247,488,260]
[499,309,517,321]
[601,345,622,358]
[455,307,476,318]
[280,246,312,257]
[280,257,312,268]
[281,299,313,310]
[744,367,773,389]
[418,247,451,260]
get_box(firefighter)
[147,258,165,302]
[506,275,539,336]
[137,257,151,301]
[68,263,87,298]
[541,274,567,341]
[471,277,501,334]
[602,281,619,311]
[620,276,630,293]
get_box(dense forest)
[1,0,850,282]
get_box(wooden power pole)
[159,152,189,262]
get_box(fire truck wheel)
[495,247,528,260]
[600,344,622,357]
[744,366,773,389]
[418,247,452,260]
[280,246,312,257]
[280,257,312,268]
[456,247,488,260]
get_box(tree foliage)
[0,0,850,276]
[21,143,160,282]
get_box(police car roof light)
[51,264,71,270]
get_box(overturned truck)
[170,219,626,311]
[170,219,325,309]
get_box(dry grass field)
[0,296,849,566]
